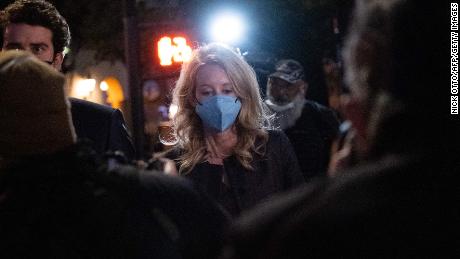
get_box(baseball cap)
[269,59,305,84]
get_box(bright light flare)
[172,37,192,63]
[75,78,96,98]
[158,37,174,66]
[100,81,109,91]
[210,12,245,44]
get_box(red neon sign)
[157,36,192,66]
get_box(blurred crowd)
[1,0,457,258]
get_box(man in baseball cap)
[269,59,305,84]
[265,59,339,182]
[266,59,306,114]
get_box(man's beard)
[265,94,306,130]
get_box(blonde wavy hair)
[172,43,272,174]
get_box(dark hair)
[0,0,70,54]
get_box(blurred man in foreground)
[223,0,458,257]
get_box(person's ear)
[298,81,308,95]
[52,52,64,71]
[294,81,307,96]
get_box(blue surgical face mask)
[195,95,242,132]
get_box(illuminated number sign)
[157,36,192,66]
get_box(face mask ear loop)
[235,97,242,120]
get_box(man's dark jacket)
[70,98,135,160]
[283,100,339,181]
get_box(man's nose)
[275,87,289,96]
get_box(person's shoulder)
[303,99,328,110]
[224,156,408,256]
[303,100,337,117]
[303,100,340,132]
[69,97,116,114]
[266,129,290,143]
[266,154,444,226]
[267,129,286,138]
[232,177,326,228]
[231,155,412,229]
[263,130,296,154]
[258,155,457,257]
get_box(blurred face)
[195,64,237,103]
[267,77,303,105]
[2,23,63,70]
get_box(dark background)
[1,0,354,105]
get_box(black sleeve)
[318,105,340,141]
[271,130,305,187]
[108,109,136,161]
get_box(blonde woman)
[170,43,304,216]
